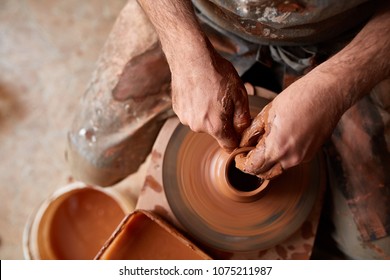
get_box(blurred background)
[0,0,132,259]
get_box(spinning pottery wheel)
[164,129,321,252]
[136,94,326,259]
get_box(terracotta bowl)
[23,182,134,259]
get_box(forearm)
[137,0,251,151]
[137,0,211,71]
[314,1,390,111]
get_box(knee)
[65,130,131,187]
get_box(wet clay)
[226,147,265,193]
[136,95,326,259]
[161,96,322,252]
[38,187,126,259]
[237,103,284,179]
[227,162,262,192]
[96,210,210,260]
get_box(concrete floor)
[0,0,149,259]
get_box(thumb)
[242,142,283,179]
[233,88,251,135]
[215,126,239,153]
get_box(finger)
[209,111,240,152]
[214,92,247,152]
[241,141,284,180]
[258,162,284,180]
[244,83,255,96]
[234,151,248,171]
[233,90,251,135]
[239,103,272,147]
[215,126,239,153]
[241,142,268,174]
[239,112,265,147]
[243,139,278,172]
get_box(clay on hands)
[171,48,251,152]
[138,0,252,152]
[236,72,345,180]
[235,104,284,179]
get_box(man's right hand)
[170,45,251,152]
[138,0,251,152]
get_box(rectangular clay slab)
[95,210,211,260]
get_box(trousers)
[66,0,390,259]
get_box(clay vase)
[160,96,324,254]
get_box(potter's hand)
[137,0,250,152]
[171,49,251,151]
[235,0,390,179]
[236,73,346,179]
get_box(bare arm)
[138,0,251,151]
[317,1,390,108]
[137,0,207,70]
[239,1,390,179]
